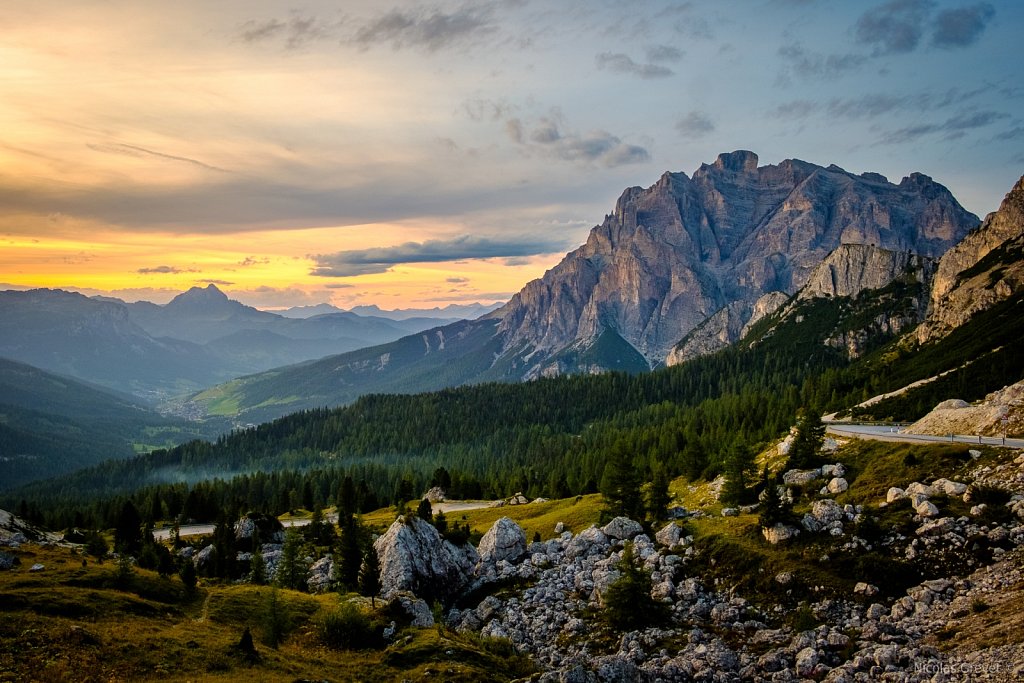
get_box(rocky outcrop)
[373,516,476,602]
[917,175,1024,343]
[477,517,527,565]
[796,244,934,301]
[665,301,751,365]
[491,151,976,375]
[904,380,1024,438]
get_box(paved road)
[827,424,1024,450]
[152,499,495,540]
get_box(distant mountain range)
[0,284,478,401]
[278,302,502,321]
[188,151,989,422]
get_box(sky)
[0,0,1021,310]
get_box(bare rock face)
[477,517,527,565]
[917,175,1024,343]
[797,244,934,301]
[373,516,476,602]
[491,152,975,375]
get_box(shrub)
[317,602,382,650]
[602,541,669,631]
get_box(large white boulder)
[373,516,476,601]
[477,517,527,565]
[601,517,643,540]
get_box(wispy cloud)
[645,45,684,63]
[855,0,935,56]
[879,109,1008,144]
[931,3,995,49]
[310,235,569,277]
[595,52,674,79]
[237,13,341,50]
[777,42,867,81]
[351,6,494,52]
[505,113,650,167]
[134,264,193,274]
[88,142,228,173]
[675,111,715,138]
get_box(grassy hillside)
[0,544,531,682]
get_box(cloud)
[505,114,650,167]
[309,235,568,277]
[646,45,684,63]
[463,98,516,122]
[137,265,190,274]
[87,142,228,173]
[768,99,821,119]
[931,3,995,49]
[238,256,270,267]
[993,126,1024,141]
[198,279,235,286]
[324,283,355,289]
[770,87,987,121]
[352,7,494,52]
[595,52,674,79]
[231,285,333,309]
[426,292,514,302]
[879,109,1008,143]
[446,277,470,283]
[854,0,935,56]
[237,13,340,49]
[777,43,867,81]
[675,111,715,138]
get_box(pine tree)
[602,541,667,631]
[358,545,382,608]
[645,466,672,522]
[600,442,643,520]
[276,529,308,591]
[787,408,825,470]
[338,520,363,591]
[338,475,357,524]
[113,501,143,555]
[720,441,756,506]
[416,498,432,520]
[179,557,198,594]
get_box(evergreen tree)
[720,441,756,506]
[338,520,363,590]
[645,466,672,522]
[275,529,307,591]
[758,471,795,529]
[113,501,143,555]
[262,586,288,648]
[338,475,357,524]
[358,545,382,608]
[250,548,267,585]
[787,407,825,470]
[179,556,198,594]
[600,442,643,520]
[211,515,236,579]
[602,541,667,631]
[433,510,448,535]
[416,498,432,520]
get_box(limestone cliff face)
[916,175,1024,343]
[492,151,976,376]
[796,244,935,301]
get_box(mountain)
[0,284,460,401]
[0,288,229,399]
[915,174,1024,343]
[191,152,977,421]
[348,303,503,321]
[276,303,345,318]
[0,358,205,489]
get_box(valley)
[2,159,1023,682]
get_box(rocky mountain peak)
[167,283,230,308]
[797,244,934,301]
[492,152,977,377]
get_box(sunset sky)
[1,0,1021,310]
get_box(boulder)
[478,517,527,565]
[194,544,216,569]
[853,582,878,597]
[306,556,333,593]
[886,487,906,503]
[915,500,940,518]
[601,517,643,540]
[721,507,739,517]
[395,593,435,627]
[666,506,689,519]
[565,526,610,559]
[905,482,932,497]
[821,463,846,478]
[763,524,800,544]
[423,487,446,503]
[554,522,566,534]
[931,478,968,496]
[827,477,849,494]
[655,522,684,547]
[783,469,821,486]
[373,516,476,601]
[795,647,818,677]
[0,551,18,571]
[811,499,845,525]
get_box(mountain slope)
[0,358,204,489]
[192,152,977,421]
[915,174,1024,342]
